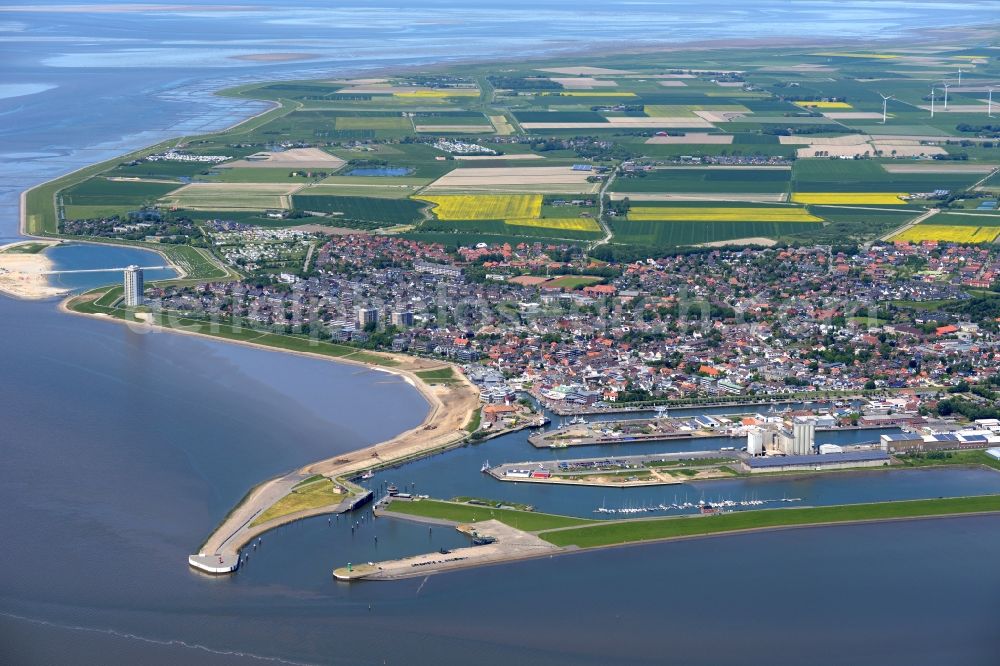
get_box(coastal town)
[130,232,1000,424]
[10,38,1000,589]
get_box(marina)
[593,496,803,515]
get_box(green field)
[545,275,603,289]
[336,116,412,130]
[207,168,324,183]
[609,219,816,245]
[514,110,608,123]
[62,179,180,207]
[419,217,602,241]
[791,160,982,194]
[613,168,790,194]
[62,204,139,220]
[540,495,1000,548]
[930,211,1000,226]
[292,194,426,225]
[414,367,460,384]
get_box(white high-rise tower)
[123,265,144,306]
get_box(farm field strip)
[416,194,543,220]
[644,133,734,144]
[520,119,714,129]
[627,207,822,222]
[413,125,495,132]
[794,101,853,109]
[424,166,596,191]
[424,183,601,195]
[891,225,1000,243]
[393,89,480,98]
[881,164,999,173]
[611,192,789,202]
[542,91,637,97]
[223,147,347,169]
[506,217,601,232]
[644,104,750,117]
[159,182,304,210]
[791,192,908,205]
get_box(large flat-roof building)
[742,450,890,473]
[881,430,1000,453]
[123,265,144,306]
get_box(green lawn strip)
[465,408,482,433]
[450,496,535,512]
[415,367,458,383]
[386,499,594,531]
[66,291,406,367]
[292,474,326,490]
[539,495,1000,548]
[343,349,400,367]
[894,450,1000,472]
[251,477,348,527]
[1,242,50,254]
[646,457,737,468]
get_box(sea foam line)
[0,611,318,666]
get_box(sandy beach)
[0,242,67,300]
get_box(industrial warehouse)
[742,450,890,473]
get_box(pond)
[345,167,413,176]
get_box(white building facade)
[123,265,144,306]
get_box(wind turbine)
[878,92,894,124]
[930,86,935,118]
[988,87,994,118]
[957,68,963,86]
[942,82,951,110]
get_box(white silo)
[792,418,816,455]
[747,427,764,456]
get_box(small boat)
[471,535,497,546]
[360,470,375,480]
[480,461,490,473]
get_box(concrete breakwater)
[333,517,559,581]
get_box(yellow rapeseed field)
[791,192,907,205]
[794,101,853,109]
[506,217,601,232]
[628,207,822,222]
[892,225,1000,243]
[417,194,543,220]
